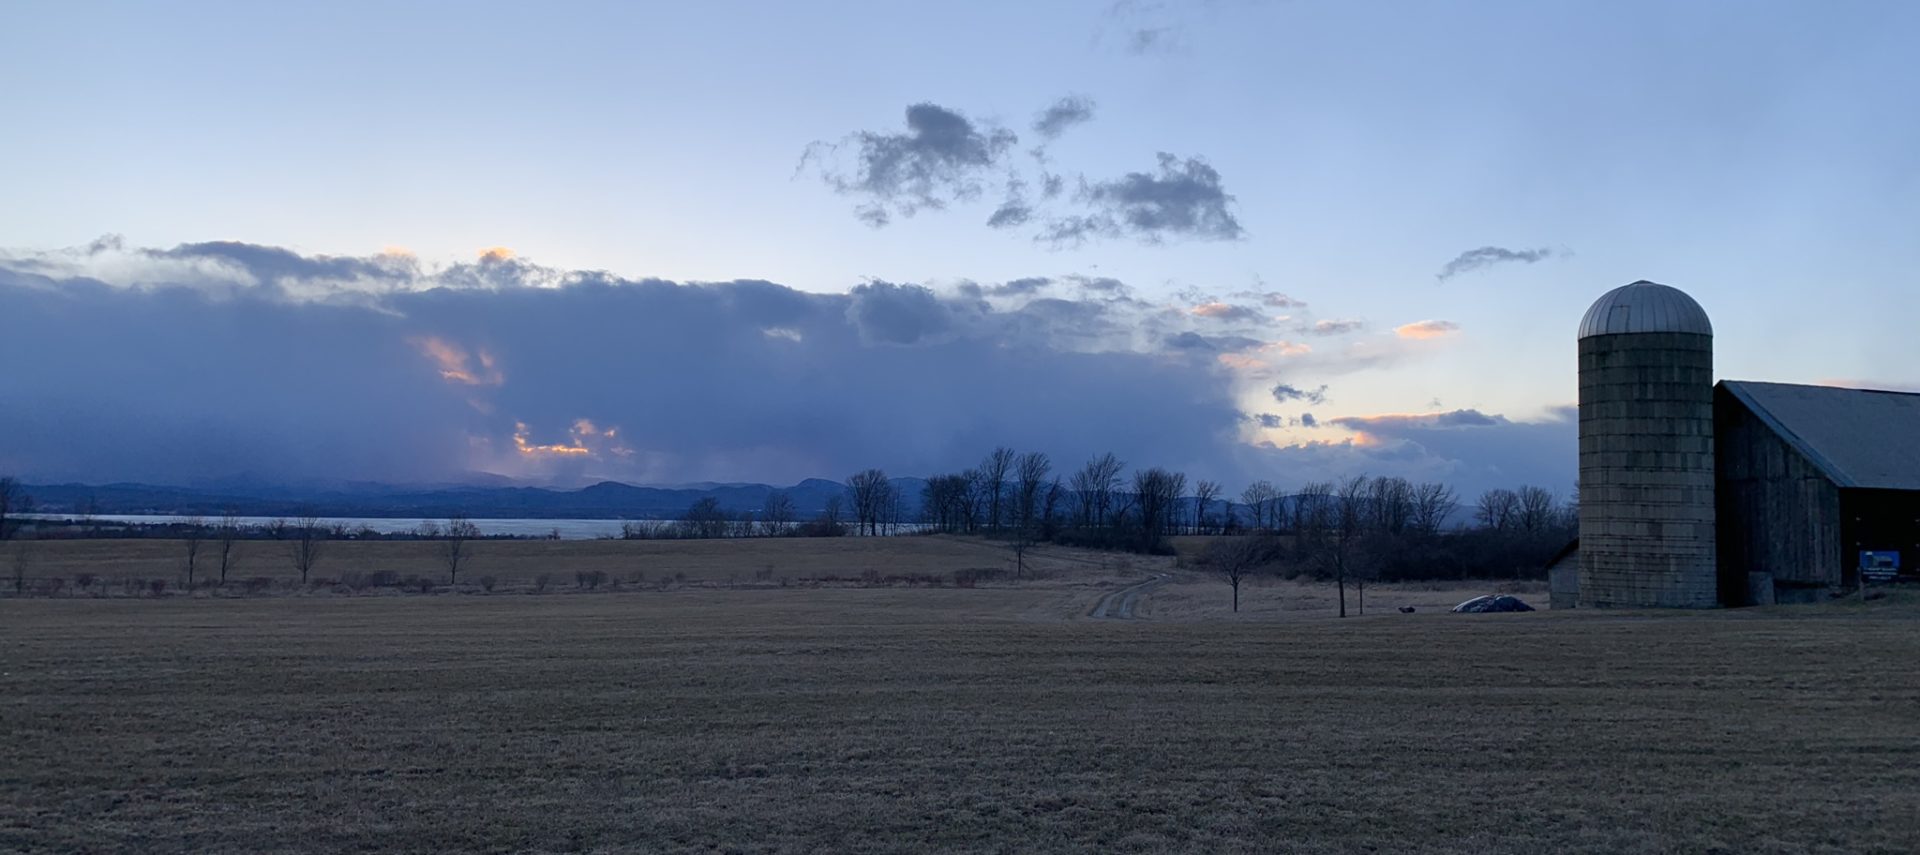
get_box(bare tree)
[1294,481,1333,545]
[1069,453,1124,530]
[216,510,241,584]
[288,515,326,584]
[1475,489,1519,531]
[846,469,893,537]
[0,476,19,541]
[1410,482,1458,535]
[1331,475,1370,618]
[818,495,845,531]
[980,447,1016,530]
[1205,536,1264,612]
[12,539,35,594]
[1193,480,1222,535]
[443,515,480,583]
[681,497,729,539]
[1515,485,1558,533]
[181,516,205,589]
[761,491,795,536]
[1130,468,1186,552]
[1366,476,1414,535]
[1240,481,1277,531]
[1040,477,1064,538]
[1013,451,1051,534]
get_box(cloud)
[804,103,1017,226]
[1333,409,1505,432]
[1394,319,1461,339]
[0,240,1269,487]
[0,239,1577,496]
[411,336,504,386]
[1816,378,1920,393]
[1271,383,1329,405]
[1232,290,1305,308]
[1435,246,1560,281]
[846,280,958,345]
[1301,406,1576,497]
[1167,331,1264,353]
[1310,319,1363,336]
[1191,302,1263,323]
[1032,95,1096,140]
[1044,152,1245,245]
[989,277,1052,297]
[986,201,1033,229]
[1127,27,1180,54]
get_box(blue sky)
[2,0,1916,493]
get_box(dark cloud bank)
[0,241,1570,494]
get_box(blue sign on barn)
[1859,551,1901,583]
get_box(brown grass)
[3,571,1918,853]
[2,535,1156,591]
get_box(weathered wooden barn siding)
[1714,386,1842,597]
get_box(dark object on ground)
[1452,594,1536,613]
[1398,606,1416,614]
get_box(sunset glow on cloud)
[411,336,504,387]
[511,419,632,460]
[1394,320,1461,340]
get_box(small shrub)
[535,573,552,593]
[405,575,435,593]
[147,578,168,597]
[244,576,274,595]
[75,573,97,591]
[674,572,687,584]
[575,570,607,589]
[627,570,646,585]
[480,575,497,592]
[40,577,67,597]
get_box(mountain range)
[19,477,930,521]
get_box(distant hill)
[19,476,930,521]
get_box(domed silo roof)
[1578,280,1712,338]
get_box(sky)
[1,0,1916,497]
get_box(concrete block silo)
[1577,280,1718,607]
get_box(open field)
[1,535,1154,592]
[4,564,1919,853]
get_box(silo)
[1576,280,1717,607]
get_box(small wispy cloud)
[1435,246,1561,281]
[1032,95,1096,140]
[1394,319,1461,340]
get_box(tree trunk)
[1232,581,1239,612]
[1337,575,1346,618]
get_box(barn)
[1555,280,1920,608]
[1716,381,1920,603]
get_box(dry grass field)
[3,537,1918,853]
[2,535,1150,592]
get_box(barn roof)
[1718,381,1920,491]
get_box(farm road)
[1088,573,1169,619]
